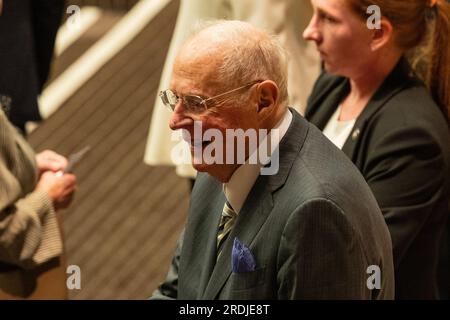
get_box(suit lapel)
[201,109,309,299]
[196,195,226,298]
[179,173,225,299]
[202,177,274,299]
[341,58,413,160]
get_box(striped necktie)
[216,201,237,258]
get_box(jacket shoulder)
[368,82,450,151]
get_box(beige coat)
[144,0,320,177]
[0,109,65,299]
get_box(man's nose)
[169,101,194,130]
[303,17,321,43]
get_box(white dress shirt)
[322,105,356,149]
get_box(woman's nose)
[303,16,321,43]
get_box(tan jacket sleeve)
[0,110,62,270]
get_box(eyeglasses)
[159,80,263,113]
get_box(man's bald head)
[174,20,289,105]
[179,20,267,61]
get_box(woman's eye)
[319,12,337,23]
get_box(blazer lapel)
[201,109,309,299]
[341,58,413,160]
[196,195,226,298]
[201,177,274,299]
[179,173,225,299]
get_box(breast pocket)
[230,267,266,291]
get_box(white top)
[223,109,293,214]
[322,106,356,149]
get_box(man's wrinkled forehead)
[178,33,226,65]
[171,57,224,96]
[172,40,226,83]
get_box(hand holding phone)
[55,146,91,176]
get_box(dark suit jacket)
[152,109,395,300]
[305,58,450,299]
[0,0,64,132]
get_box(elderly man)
[144,0,320,179]
[152,20,394,299]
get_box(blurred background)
[18,0,189,299]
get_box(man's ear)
[370,18,393,52]
[257,81,278,113]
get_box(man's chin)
[191,161,238,183]
[191,158,214,177]
[192,162,208,172]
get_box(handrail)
[39,0,172,119]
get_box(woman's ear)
[370,18,394,51]
[257,81,278,113]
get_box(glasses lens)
[183,95,205,113]
[160,90,178,111]
[160,91,206,113]
[167,90,179,106]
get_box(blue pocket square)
[232,238,256,273]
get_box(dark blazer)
[305,58,450,299]
[0,0,64,132]
[152,109,395,300]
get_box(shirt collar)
[223,108,293,213]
